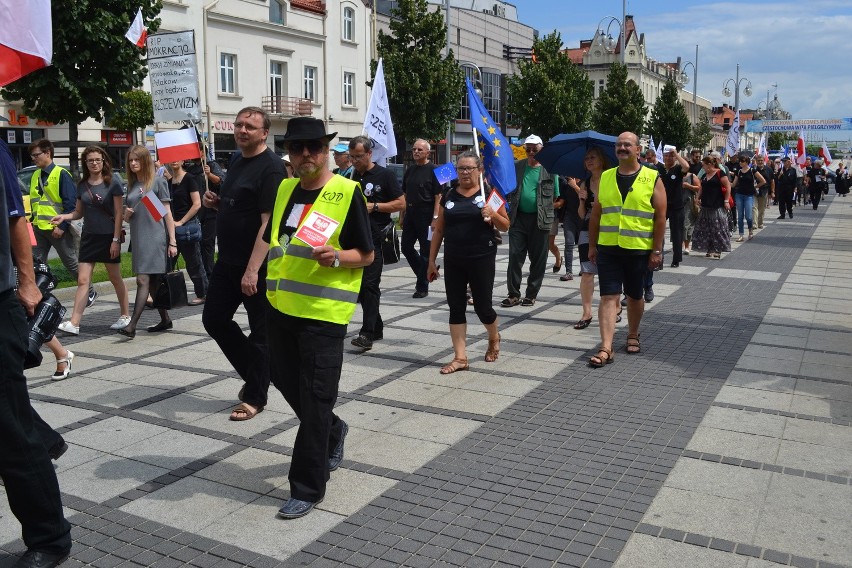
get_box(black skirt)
[79,232,120,264]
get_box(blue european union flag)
[466,79,516,198]
[433,162,457,185]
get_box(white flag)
[655,139,664,163]
[362,58,397,166]
[648,135,656,159]
[820,141,832,165]
[725,111,740,158]
[125,7,147,47]
[757,132,767,159]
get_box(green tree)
[767,132,787,153]
[646,80,691,150]
[374,0,464,144]
[505,32,593,140]
[688,109,713,151]
[591,62,646,136]
[107,90,154,144]
[2,1,162,174]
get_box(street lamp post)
[722,63,753,112]
[596,16,624,64]
[678,44,698,125]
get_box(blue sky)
[516,0,852,143]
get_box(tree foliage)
[689,109,713,151]
[2,1,162,172]
[375,0,464,143]
[591,63,646,137]
[505,32,593,140]
[646,79,691,150]
[767,132,787,152]
[107,90,154,143]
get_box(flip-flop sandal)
[573,318,592,330]
[485,334,501,362]
[501,297,520,307]
[229,403,263,421]
[520,297,536,306]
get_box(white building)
[1,0,372,168]
[564,15,712,127]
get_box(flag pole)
[471,128,489,222]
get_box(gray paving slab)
[3,196,850,568]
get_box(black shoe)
[412,290,428,298]
[351,335,373,350]
[374,331,383,341]
[13,550,70,568]
[277,497,322,520]
[116,326,135,339]
[644,287,654,302]
[329,421,349,472]
[47,441,68,461]
[789,212,793,218]
[86,288,98,308]
[777,215,785,219]
[146,320,173,332]
[670,262,679,268]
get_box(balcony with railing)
[261,96,313,117]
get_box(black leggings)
[444,252,497,325]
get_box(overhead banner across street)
[146,31,201,122]
[744,118,852,132]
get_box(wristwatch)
[112,237,120,243]
[372,202,379,213]
[652,250,662,255]
[331,250,340,268]
[432,215,439,220]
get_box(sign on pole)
[146,31,201,122]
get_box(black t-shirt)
[403,163,442,208]
[440,187,497,259]
[734,167,756,197]
[349,164,402,240]
[688,161,703,175]
[216,148,285,265]
[262,183,373,255]
[777,167,797,191]
[559,177,581,228]
[700,170,725,209]
[664,166,686,211]
[170,174,199,221]
[808,167,827,186]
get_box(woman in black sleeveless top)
[692,156,732,259]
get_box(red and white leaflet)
[293,211,340,247]
[486,189,505,212]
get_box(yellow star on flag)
[494,150,500,157]
[488,126,496,135]
[481,116,490,124]
[493,138,501,147]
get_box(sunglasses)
[288,140,325,155]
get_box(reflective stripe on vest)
[29,166,68,231]
[597,166,657,250]
[265,176,365,325]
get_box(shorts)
[596,248,649,299]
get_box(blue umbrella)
[535,130,619,178]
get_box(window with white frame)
[270,0,286,24]
[303,66,317,102]
[343,72,355,106]
[220,53,236,94]
[269,61,284,112]
[342,7,354,41]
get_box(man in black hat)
[775,156,797,219]
[263,117,374,519]
[201,106,286,421]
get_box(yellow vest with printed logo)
[29,166,69,231]
[598,166,657,250]
[266,176,365,325]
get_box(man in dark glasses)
[201,106,286,422]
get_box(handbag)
[152,271,188,310]
[380,220,400,264]
[175,218,202,243]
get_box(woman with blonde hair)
[52,145,130,334]
[117,145,177,338]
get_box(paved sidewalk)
[1,194,850,568]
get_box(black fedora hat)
[280,117,337,143]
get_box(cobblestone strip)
[679,452,851,485]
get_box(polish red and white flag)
[0,0,52,87]
[125,7,147,48]
[819,141,832,166]
[155,129,202,163]
[796,133,807,166]
[142,189,168,222]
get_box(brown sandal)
[589,347,614,368]
[626,334,641,354]
[229,402,263,421]
[485,334,501,362]
[440,358,469,374]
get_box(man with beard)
[264,117,374,519]
[201,107,286,421]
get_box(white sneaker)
[57,321,80,335]
[110,315,132,330]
